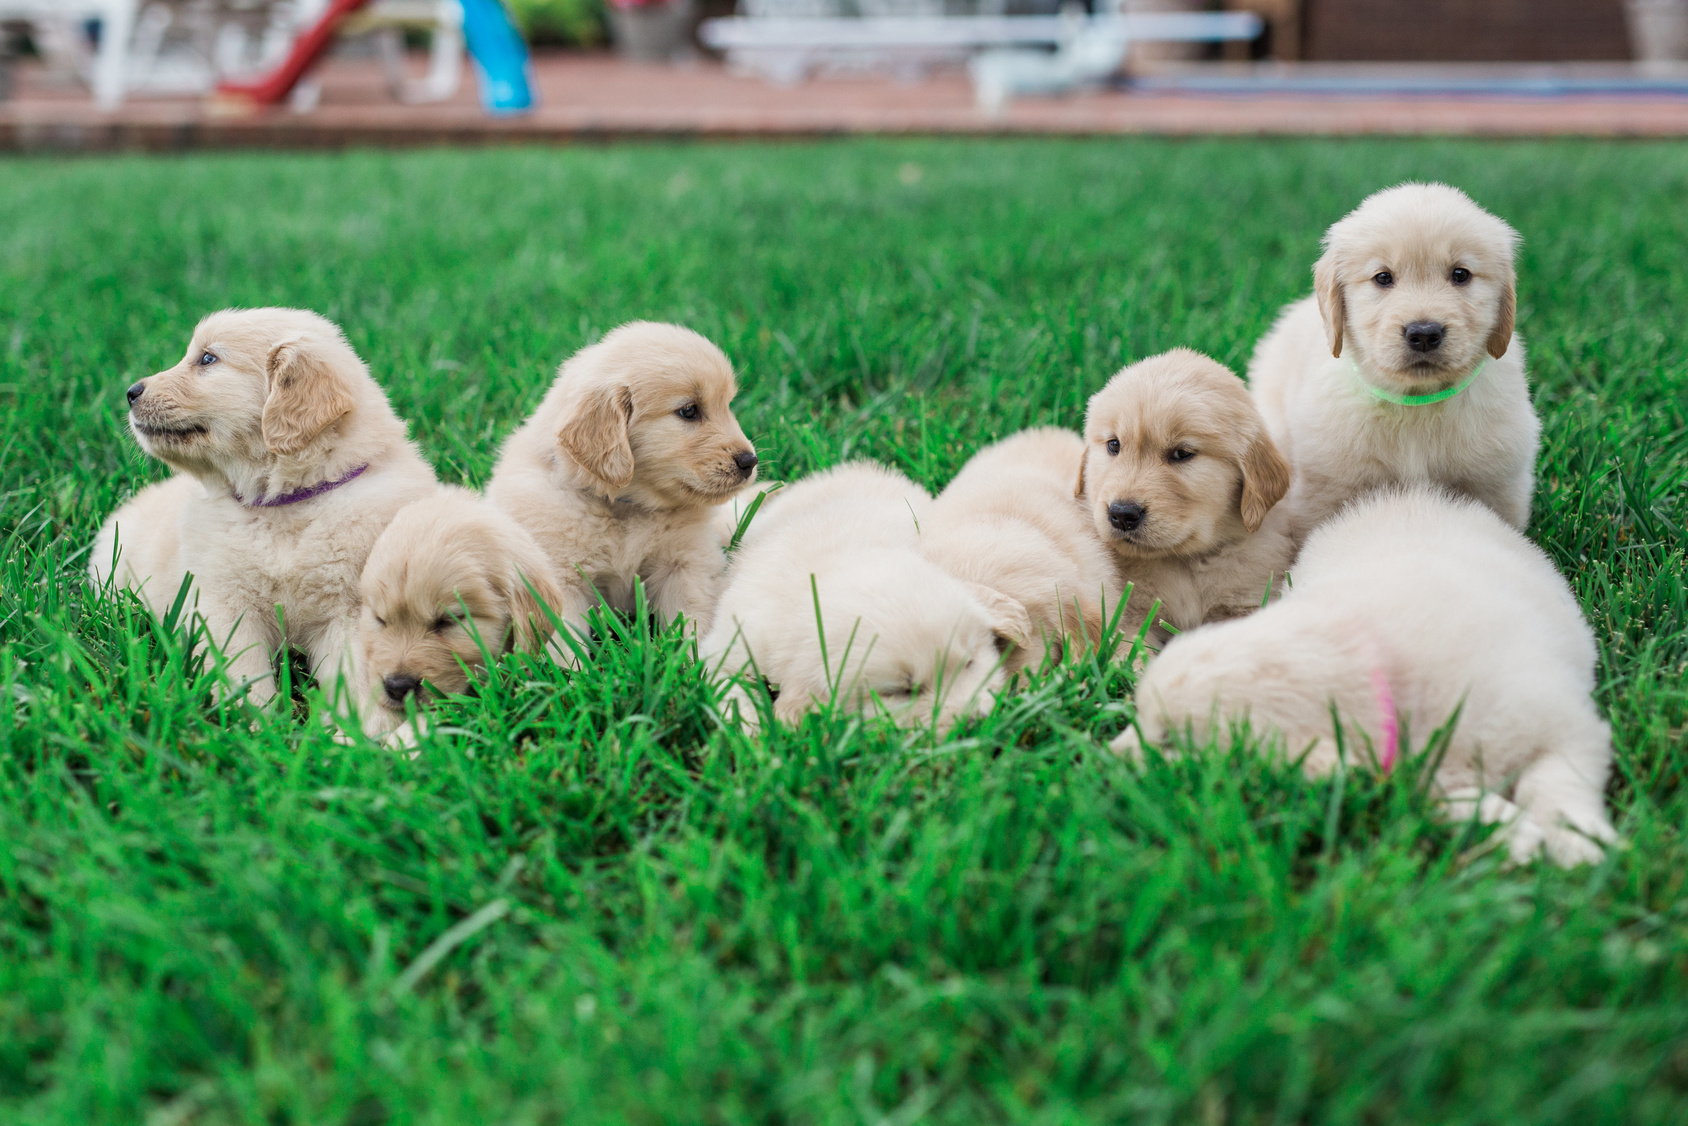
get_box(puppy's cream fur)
[89,308,437,705]
[1249,182,1540,543]
[1116,487,1616,868]
[1080,349,1294,644]
[922,428,1119,674]
[487,322,757,635]
[357,486,584,737]
[701,462,1029,732]
[91,473,199,616]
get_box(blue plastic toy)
[460,0,536,113]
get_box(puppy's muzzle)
[1107,500,1147,534]
[383,673,422,705]
[1404,321,1445,354]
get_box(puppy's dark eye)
[1450,267,1472,286]
[1372,272,1394,288]
[431,616,455,633]
[198,352,218,366]
[1105,438,1120,457]
[1167,447,1196,463]
[676,404,700,421]
[373,616,387,628]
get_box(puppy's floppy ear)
[1313,248,1345,359]
[1487,270,1516,360]
[558,384,634,491]
[1238,428,1291,534]
[262,338,356,455]
[961,581,1033,657]
[505,561,569,654]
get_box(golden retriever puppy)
[486,322,758,636]
[921,428,1120,674]
[700,462,1030,733]
[1249,182,1540,544]
[357,486,583,739]
[1079,349,1294,645]
[88,307,437,705]
[1114,487,1616,868]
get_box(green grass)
[3,137,1688,1124]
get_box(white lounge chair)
[698,7,1264,108]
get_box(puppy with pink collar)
[1114,485,1616,868]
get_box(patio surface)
[4,53,1688,150]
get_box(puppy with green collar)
[1248,182,1540,547]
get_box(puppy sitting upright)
[487,322,759,636]
[1249,182,1540,543]
[91,309,438,706]
[357,487,584,740]
[701,462,1030,733]
[1080,349,1294,645]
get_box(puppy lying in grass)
[1079,349,1294,645]
[357,486,585,741]
[701,462,1030,733]
[488,322,759,637]
[90,307,437,707]
[1115,486,1617,868]
[1249,182,1540,544]
[922,427,1121,675]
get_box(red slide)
[215,0,374,105]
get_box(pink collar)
[234,463,369,508]
[1370,666,1399,772]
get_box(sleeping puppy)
[89,307,437,706]
[486,322,758,636]
[1249,182,1540,544]
[700,462,1030,733]
[1079,349,1294,645]
[357,486,586,740]
[1114,486,1616,869]
[921,427,1120,674]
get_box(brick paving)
[4,53,1688,150]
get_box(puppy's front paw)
[382,717,428,752]
[717,685,762,736]
[1540,824,1612,868]
[1493,810,1549,868]
[1109,725,1146,760]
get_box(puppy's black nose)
[1404,321,1445,353]
[733,449,758,474]
[126,381,146,406]
[1107,501,1146,533]
[383,674,421,703]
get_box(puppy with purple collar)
[90,307,438,707]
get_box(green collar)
[1355,359,1484,406]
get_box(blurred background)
[0,0,1685,145]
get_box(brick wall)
[1300,0,1633,61]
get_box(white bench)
[699,10,1264,107]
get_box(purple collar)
[237,463,370,508]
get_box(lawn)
[2,137,1687,1124]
